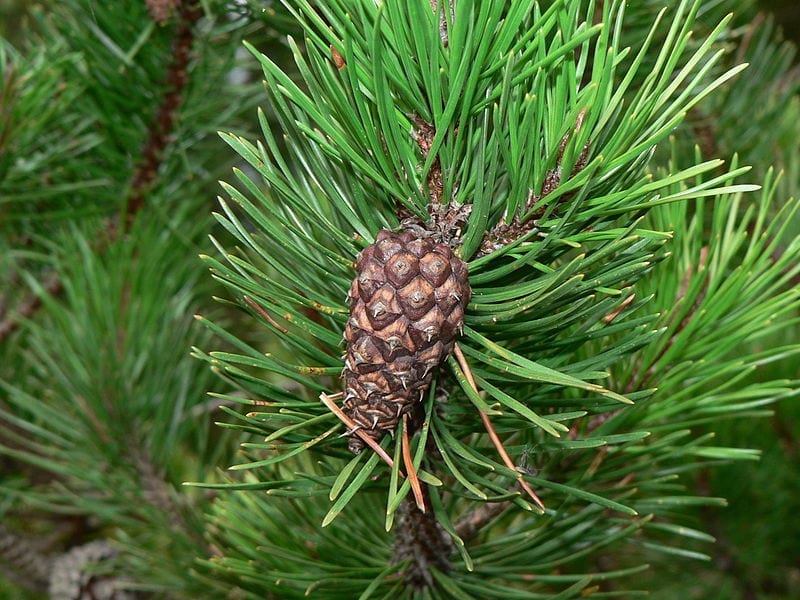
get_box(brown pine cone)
[343,229,470,452]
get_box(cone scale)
[343,230,471,452]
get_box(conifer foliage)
[1,0,799,599]
[196,0,800,597]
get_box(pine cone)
[343,229,470,452]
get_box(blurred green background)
[761,1,800,44]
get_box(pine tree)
[1,1,799,599]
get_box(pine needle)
[319,392,395,468]
[402,413,426,512]
[453,344,546,511]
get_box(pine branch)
[391,492,453,590]
[126,0,202,225]
[192,1,800,596]
[0,1,202,347]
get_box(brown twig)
[126,1,202,226]
[399,115,473,249]
[320,394,430,512]
[411,115,445,207]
